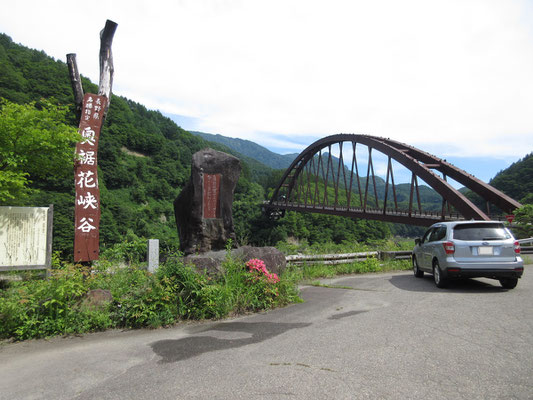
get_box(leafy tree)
[233,178,264,244]
[514,204,533,238]
[0,99,80,203]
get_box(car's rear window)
[452,223,511,241]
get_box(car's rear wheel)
[412,256,424,278]
[499,277,518,289]
[433,260,448,288]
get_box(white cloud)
[1,0,532,163]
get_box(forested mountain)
[489,153,532,203]
[191,131,298,170]
[461,153,532,215]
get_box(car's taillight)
[514,241,521,254]
[443,241,455,255]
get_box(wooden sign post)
[68,20,117,262]
[74,94,107,261]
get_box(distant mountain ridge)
[191,131,298,170]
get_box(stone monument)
[174,148,286,276]
[174,148,241,255]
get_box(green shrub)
[160,253,301,319]
[109,272,177,329]
[100,232,148,265]
[0,265,89,340]
[63,306,114,334]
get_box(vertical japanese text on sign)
[203,174,221,219]
[74,93,107,262]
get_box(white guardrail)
[286,241,533,265]
[517,238,533,255]
[286,250,412,266]
[518,238,533,255]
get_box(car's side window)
[427,226,446,242]
[421,228,434,244]
[433,226,447,242]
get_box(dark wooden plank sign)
[74,93,107,262]
[203,173,221,219]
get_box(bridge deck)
[264,201,465,226]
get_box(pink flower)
[246,258,279,284]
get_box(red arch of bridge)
[266,134,521,226]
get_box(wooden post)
[68,20,117,262]
[66,54,84,115]
[67,19,117,125]
[97,19,118,116]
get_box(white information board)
[0,206,53,270]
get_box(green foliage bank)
[0,252,301,341]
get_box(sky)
[1,0,532,184]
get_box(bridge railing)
[266,200,465,220]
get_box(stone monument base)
[182,246,286,277]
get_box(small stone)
[182,250,228,276]
[81,289,113,309]
[182,246,286,277]
[234,246,286,276]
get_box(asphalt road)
[1,266,532,400]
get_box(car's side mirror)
[415,238,421,245]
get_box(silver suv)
[412,221,524,289]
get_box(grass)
[276,237,415,256]
[306,281,380,291]
[286,256,412,283]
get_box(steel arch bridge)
[263,134,521,226]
